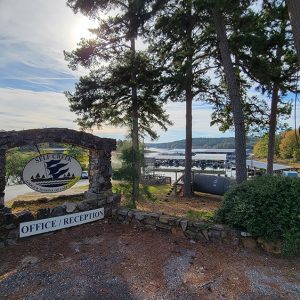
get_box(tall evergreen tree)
[232,0,297,174]
[149,0,215,197]
[286,0,300,66]
[65,0,171,205]
[204,0,251,183]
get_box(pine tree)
[287,0,300,66]
[232,0,297,174]
[65,0,171,206]
[149,0,215,197]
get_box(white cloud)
[0,0,96,73]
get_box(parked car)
[81,171,89,179]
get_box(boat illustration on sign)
[23,154,82,193]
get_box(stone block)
[156,223,171,232]
[134,212,146,221]
[208,229,221,239]
[118,208,129,217]
[144,217,156,226]
[50,206,66,217]
[185,230,197,239]
[7,228,19,239]
[5,223,16,230]
[16,211,34,223]
[5,213,18,225]
[127,210,136,218]
[37,208,51,219]
[86,198,98,208]
[0,212,5,226]
[180,220,188,231]
[77,200,90,211]
[145,224,156,231]
[0,227,8,239]
[97,200,106,207]
[210,224,227,231]
[201,229,209,241]
[0,241,5,248]
[159,215,171,224]
[63,202,77,213]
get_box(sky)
[0,0,298,143]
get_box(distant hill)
[146,137,258,149]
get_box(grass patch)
[185,209,215,222]
[10,195,84,215]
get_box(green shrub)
[216,176,300,255]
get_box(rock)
[37,208,51,219]
[113,194,121,204]
[0,227,8,239]
[208,229,221,239]
[242,237,257,249]
[16,211,34,223]
[118,208,129,217]
[241,231,252,237]
[144,217,156,226]
[6,239,17,246]
[0,212,5,226]
[127,210,136,218]
[210,224,227,231]
[5,213,18,225]
[63,202,77,213]
[0,207,11,214]
[107,196,114,203]
[201,229,209,241]
[159,215,171,224]
[97,200,106,207]
[20,256,39,268]
[7,228,19,239]
[50,206,66,217]
[180,220,188,231]
[0,241,5,248]
[5,223,16,230]
[134,212,146,221]
[77,200,90,211]
[156,223,171,232]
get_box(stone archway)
[0,128,116,207]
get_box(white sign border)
[19,208,104,238]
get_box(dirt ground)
[138,193,223,217]
[1,220,299,300]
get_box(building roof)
[246,160,291,171]
[154,153,227,161]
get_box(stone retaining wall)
[112,208,282,254]
[0,193,120,247]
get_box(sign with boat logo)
[23,154,82,193]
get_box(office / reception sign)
[19,208,104,238]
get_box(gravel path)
[0,221,299,299]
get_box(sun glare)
[72,17,96,44]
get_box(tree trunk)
[184,66,193,198]
[212,8,247,184]
[184,1,193,198]
[287,0,300,66]
[130,36,139,207]
[266,83,279,174]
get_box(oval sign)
[23,153,82,193]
